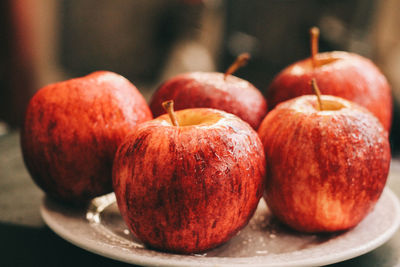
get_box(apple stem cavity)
[162,100,179,127]
[311,79,323,111]
[310,27,320,69]
[224,53,251,80]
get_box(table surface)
[1,132,399,267]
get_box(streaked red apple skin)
[267,51,392,131]
[21,71,152,204]
[150,72,268,129]
[258,95,391,233]
[113,108,265,253]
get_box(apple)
[112,100,265,253]
[258,80,391,233]
[149,53,268,129]
[267,27,392,131]
[21,71,152,204]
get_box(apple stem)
[162,100,179,127]
[311,79,323,111]
[224,53,250,80]
[310,27,320,69]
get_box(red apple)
[21,71,152,204]
[267,27,392,131]
[112,101,265,253]
[258,86,391,233]
[150,53,267,129]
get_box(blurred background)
[1,0,400,154]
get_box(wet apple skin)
[113,109,266,253]
[267,51,392,131]
[258,95,391,233]
[150,72,268,130]
[21,71,153,204]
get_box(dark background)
[1,0,399,154]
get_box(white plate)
[41,188,400,267]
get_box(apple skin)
[258,95,391,233]
[21,71,153,204]
[149,72,268,129]
[112,108,265,253]
[267,51,392,131]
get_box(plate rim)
[40,188,400,267]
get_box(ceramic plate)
[41,188,400,267]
